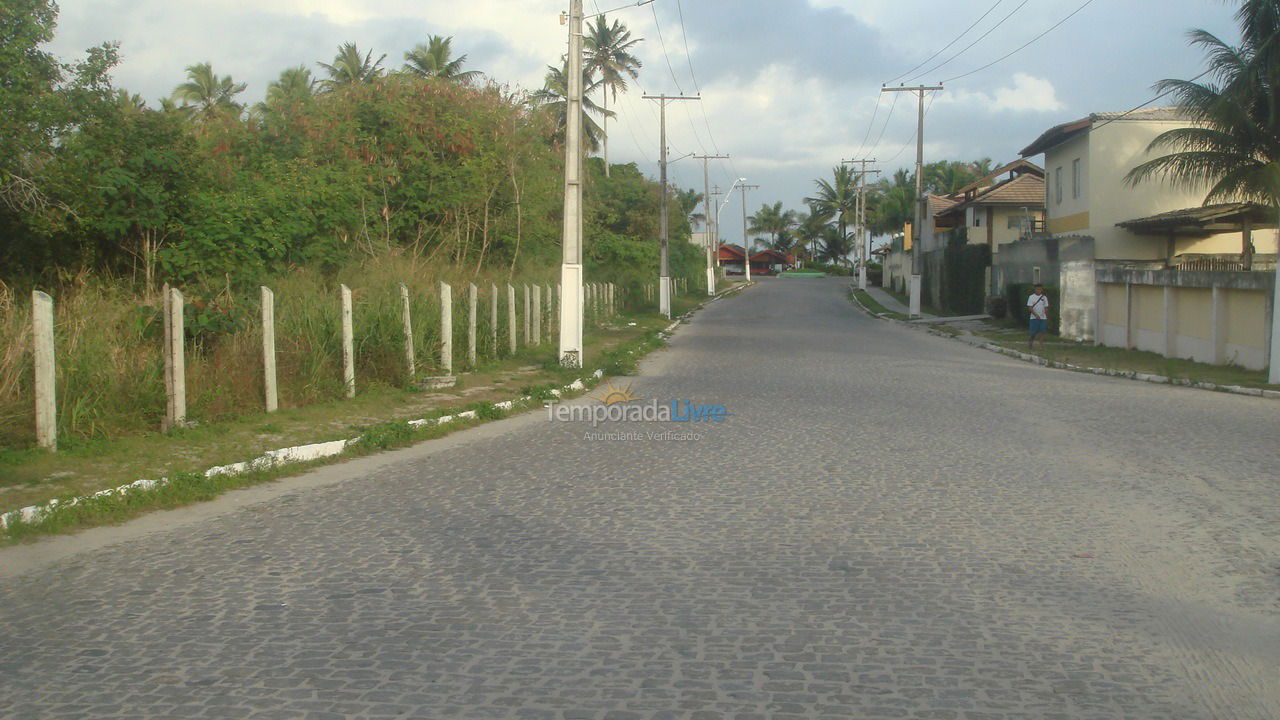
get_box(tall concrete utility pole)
[841,158,878,290]
[557,0,586,366]
[643,94,700,318]
[694,154,729,296]
[739,183,760,284]
[882,84,942,318]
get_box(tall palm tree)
[584,16,642,177]
[530,63,612,152]
[748,202,796,252]
[319,42,385,89]
[403,35,482,84]
[172,62,246,121]
[1125,0,1280,268]
[807,165,859,254]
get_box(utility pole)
[841,158,879,290]
[882,84,942,318]
[643,94,700,318]
[695,154,729,297]
[557,0,585,366]
[739,183,760,284]
[710,184,724,269]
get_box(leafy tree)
[1126,0,1280,268]
[319,43,385,88]
[403,35,482,84]
[172,62,246,121]
[530,62,612,152]
[584,17,642,176]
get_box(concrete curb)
[848,285,1279,401]
[1,367,615,531]
[1,287,750,532]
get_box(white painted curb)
[0,367,610,531]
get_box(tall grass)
[0,252,577,450]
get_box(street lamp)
[717,178,748,282]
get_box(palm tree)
[530,63,613,152]
[807,165,859,255]
[796,206,830,263]
[172,62,246,121]
[584,16,642,177]
[817,224,855,266]
[319,43,385,89]
[1125,0,1280,269]
[265,66,316,107]
[869,168,915,237]
[404,35,482,84]
[748,202,796,253]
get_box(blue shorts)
[1028,318,1047,336]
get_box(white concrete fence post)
[261,286,278,413]
[490,283,499,355]
[533,284,542,346]
[523,283,532,346]
[507,283,517,354]
[400,283,415,379]
[341,284,355,398]
[468,282,478,367]
[31,290,56,451]
[440,281,453,375]
[163,284,187,430]
[545,283,554,340]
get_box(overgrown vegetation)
[0,1,706,451]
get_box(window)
[1072,158,1081,199]
[1055,167,1063,205]
[1033,266,1042,284]
[973,208,982,227]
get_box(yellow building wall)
[1176,230,1280,255]
[1088,120,1214,259]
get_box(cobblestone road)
[2,278,1278,719]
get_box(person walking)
[1027,284,1050,350]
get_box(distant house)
[934,159,1046,257]
[717,244,788,276]
[718,244,748,275]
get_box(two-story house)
[1019,106,1275,262]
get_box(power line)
[885,0,1006,84]
[1090,68,1210,132]
[883,91,938,165]
[943,0,1099,84]
[905,0,1030,84]
[673,0,701,93]
[866,91,901,157]
[851,93,884,161]
[649,3,685,94]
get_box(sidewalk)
[864,286,936,319]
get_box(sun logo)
[594,380,640,405]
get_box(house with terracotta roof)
[935,159,1046,257]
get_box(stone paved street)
[2,278,1278,719]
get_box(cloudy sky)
[46,0,1240,241]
